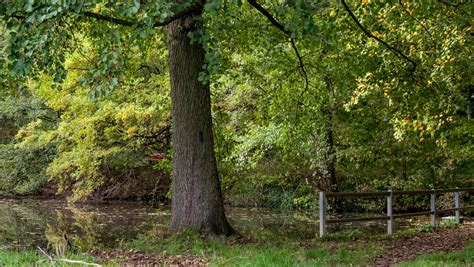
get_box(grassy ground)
[1,229,472,266]
[397,241,474,267]
[124,230,380,266]
[0,250,104,266]
[0,245,378,267]
[208,245,377,266]
[1,243,472,266]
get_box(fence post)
[431,189,436,228]
[319,191,326,237]
[387,189,393,235]
[455,187,460,224]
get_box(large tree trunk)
[167,14,233,236]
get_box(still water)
[0,198,429,250]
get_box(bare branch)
[341,0,417,71]
[37,246,103,267]
[64,20,95,66]
[55,259,102,267]
[247,0,310,91]
[291,39,310,92]
[399,0,432,40]
[247,0,289,34]
[37,247,54,264]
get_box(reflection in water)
[0,199,161,251]
[45,223,70,256]
[0,199,436,251]
[226,207,318,242]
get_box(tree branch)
[341,0,417,71]
[437,0,470,17]
[83,11,135,26]
[399,0,432,40]
[247,0,289,34]
[6,4,201,28]
[64,20,95,66]
[291,39,310,92]
[247,0,310,91]
[154,5,203,27]
[437,0,465,8]
[83,4,202,28]
[37,247,54,264]
[6,14,25,20]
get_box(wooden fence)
[319,188,474,237]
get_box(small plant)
[439,219,458,229]
[416,224,433,233]
[392,228,418,239]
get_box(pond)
[0,198,435,251]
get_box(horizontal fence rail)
[319,188,473,237]
[325,188,474,198]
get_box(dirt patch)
[372,224,474,266]
[92,249,207,266]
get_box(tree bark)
[0,118,14,144]
[167,14,233,236]
[323,77,341,211]
[326,113,343,212]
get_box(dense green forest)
[0,0,472,229]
